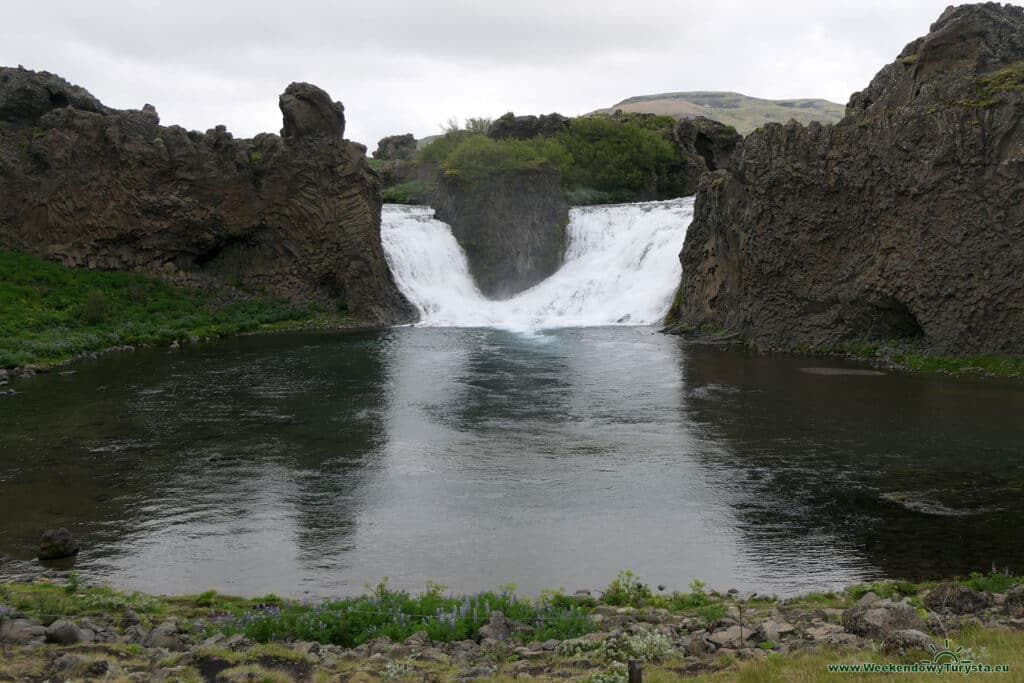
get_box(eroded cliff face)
[669,3,1024,355]
[0,68,415,325]
[433,169,568,299]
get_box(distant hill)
[595,91,846,134]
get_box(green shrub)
[603,570,652,607]
[668,579,715,610]
[210,580,593,648]
[696,601,728,626]
[83,288,108,324]
[554,115,682,197]
[441,135,551,185]
[416,112,687,203]
[963,571,1024,593]
[381,179,432,204]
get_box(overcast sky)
[0,1,988,146]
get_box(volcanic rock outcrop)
[0,68,414,324]
[373,133,417,161]
[668,3,1024,355]
[433,168,568,299]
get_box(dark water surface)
[1,327,1022,597]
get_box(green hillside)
[597,91,846,134]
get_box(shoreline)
[0,316,384,388]
[662,323,1024,381]
[7,319,1023,391]
[2,572,1022,681]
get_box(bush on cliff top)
[419,113,685,202]
[0,250,322,368]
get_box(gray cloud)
[0,0,983,146]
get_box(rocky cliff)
[0,68,415,325]
[433,168,568,299]
[669,3,1024,356]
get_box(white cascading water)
[381,198,693,331]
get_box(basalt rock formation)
[669,3,1024,355]
[486,112,571,140]
[433,168,568,299]
[673,116,741,196]
[373,133,417,161]
[0,68,414,325]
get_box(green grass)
[670,624,1024,682]
[977,61,1024,99]
[959,60,1024,109]
[820,341,1024,379]
[0,251,326,368]
[0,581,165,624]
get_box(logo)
[827,636,1011,675]
[926,639,972,668]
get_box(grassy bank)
[2,571,1023,681]
[664,322,1024,379]
[840,341,1024,378]
[0,251,333,369]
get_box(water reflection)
[678,345,1024,584]
[1,328,1022,597]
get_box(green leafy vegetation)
[381,179,433,204]
[601,569,653,607]
[977,60,1024,99]
[962,570,1024,593]
[960,60,1024,108]
[0,250,325,368]
[5,567,1024,683]
[418,113,685,202]
[811,340,1024,378]
[0,582,163,625]
[211,580,593,647]
[847,580,919,601]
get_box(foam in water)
[381,198,693,331]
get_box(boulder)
[38,527,79,560]
[760,619,796,641]
[373,133,417,161]
[708,624,760,649]
[842,599,924,640]
[144,620,184,650]
[52,653,86,673]
[923,583,988,614]
[403,630,429,647]
[0,618,45,643]
[279,82,345,139]
[45,619,83,645]
[882,629,934,656]
[1005,585,1024,616]
[477,611,532,642]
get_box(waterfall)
[381,198,693,331]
